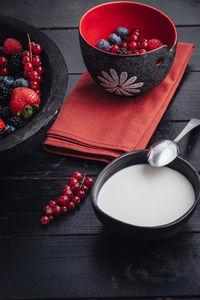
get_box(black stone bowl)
[0,16,68,165]
[79,2,177,96]
[91,150,200,240]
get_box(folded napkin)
[44,43,194,163]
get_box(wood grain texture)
[1,0,200,28]
[0,234,200,299]
[0,1,200,299]
[43,27,200,74]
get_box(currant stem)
[27,33,32,62]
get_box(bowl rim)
[79,1,178,57]
[0,15,68,152]
[91,149,200,230]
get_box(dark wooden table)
[1,1,200,299]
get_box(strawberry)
[0,118,5,130]
[10,87,41,119]
[147,39,163,51]
[3,38,22,55]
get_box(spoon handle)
[173,118,200,143]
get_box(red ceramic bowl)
[79,1,177,96]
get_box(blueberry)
[13,77,29,88]
[108,33,122,46]
[3,125,16,137]
[115,27,129,39]
[96,39,111,52]
[0,76,4,82]
[3,76,14,87]
[2,106,11,118]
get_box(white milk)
[97,164,195,227]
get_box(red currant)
[36,89,41,96]
[49,215,54,221]
[140,40,148,50]
[29,71,39,81]
[0,57,8,67]
[29,80,39,90]
[128,41,138,51]
[62,184,71,194]
[57,195,69,206]
[121,41,128,48]
[36,75,43,84]
[130,34,139,42]
[44,205,53,216]
[110,45,120,53]
[71,196,81,206]
[22,56,31,64]
[72,171,83,182]
[35,65,44,75]
[81,184,88,193]
[0,67,8,76]
[53,205,62,215]
[71,182,80,194]
[23,51,30,57]
[139,49,146,54]
[40,215,50,225]
[49,200,56,208]
[32,44,42,55]
[67,201,75,210]
[69,177,78,186]
[83,177,94,188]
[33,56,41,66]
[63,188,73,200]
[24,70,30,78]
[61,206,68,214]
[24,62,33,72]
[77,190,85,199]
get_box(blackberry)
[115,48,132,55]
[8,52,24,78]
[0,82,13,105]
[7,115,25,129]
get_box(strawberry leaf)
[21,105,33,119]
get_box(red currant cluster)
[23,41,44,96]
[40,171,94,225]
[0,57,8,75]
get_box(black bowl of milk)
[91,150,200,240]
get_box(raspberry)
[3,38,22,55]
[147,39,163,51]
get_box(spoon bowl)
[147,140,179,167]
[147,119,200,167]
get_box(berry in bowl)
[79,1,177,96]
[0,16,68,164]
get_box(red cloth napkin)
[44,43,194,163]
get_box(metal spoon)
[147,118,200,167]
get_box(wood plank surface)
[0,175,200,236]
[1,119,200,178]
[1,234,200,299]
[1,0,200,28]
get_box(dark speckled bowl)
[79,1,177,96]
